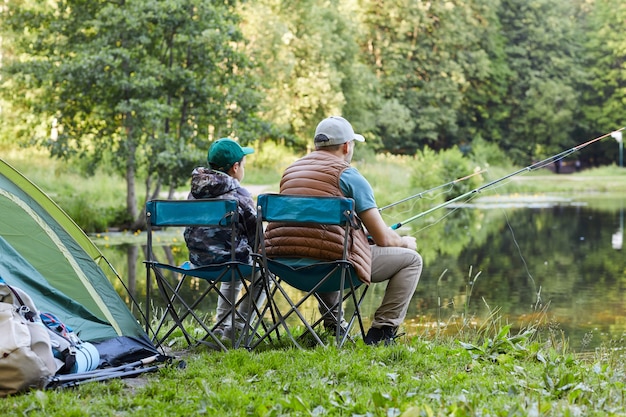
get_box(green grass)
[4,328,626,416]
[500,165,626,194]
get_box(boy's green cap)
[208,138,254,171]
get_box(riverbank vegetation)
[4,146,625,233]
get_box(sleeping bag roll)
[72,342,100,373]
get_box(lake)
[94,194,625,352]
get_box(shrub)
[246,140,295,185]
[470,137,513,169]
[411,147,483,201]
[59,195,109,233]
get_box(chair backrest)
[146,199,238,228]
[145,199,239,262]
[257,193,354,225]
[256,193,356,262]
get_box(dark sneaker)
[213,325,226,338]
[364,326,398,346]
[324,319,349,336]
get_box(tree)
[455,0,512,148]
[578,0,626,165]
[358,0,495,154]
[493,0,585,163]
[238,0,375,151]
[0,0,262,227]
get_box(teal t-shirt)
[339,167,377,214]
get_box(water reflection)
[612,208,623,250]
[95,196,626,352]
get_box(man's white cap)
[314,116,365,146]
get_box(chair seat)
[267,258,362,293]
[149,260,254,283]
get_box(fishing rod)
[390,128,625,231]
[45,354,169,389]
[378,169,487,211]
[50,365,162,389]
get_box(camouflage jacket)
[183,167,257,266]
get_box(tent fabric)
[0,158,158,364]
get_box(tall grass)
[4,148,130,232]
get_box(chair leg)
[245,273,283,349]
[246,269,368,350]
[334,280,369,347]
[239,273,271,349]
[246,276,289,349]
[192,267,271,350]
[248,274,319,349]
[295,276,368,348]
[152,270,193,346]
[152,268,229,351]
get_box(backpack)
[40,312,100,374]
[0,279,57,397]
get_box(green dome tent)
[0,158,158,366]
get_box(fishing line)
[390,127,625,231]
[380,183,471,227]
[398,175,520,237]
[380,170,488,235]
[379,169,487,212]
[500,209,541,308]
[407,193,481,236]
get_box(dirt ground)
[117,348,190,392]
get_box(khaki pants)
[319,245,423,329]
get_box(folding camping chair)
[249,193,369,349]
[144,199,264,351]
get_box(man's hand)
[360,208,417,249]
[401,236,417,251]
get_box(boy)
[183,138,264,338]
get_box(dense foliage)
[1,0,263,226]
[1,0,625,224]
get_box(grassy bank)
[4,329,626,416]
[500,165,626,194]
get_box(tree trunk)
[126,136,141,230]
[126,245,138,298]
[167,184,176,199]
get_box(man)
[264,116,423,345]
